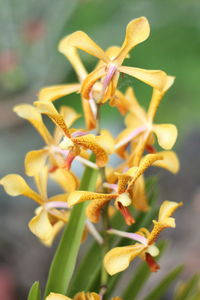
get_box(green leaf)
[68,241,102,296]
[44,159,98,298]
[122,241,166,300]
[68,208,126,296]
[143,265,184,300]
[173,274,200,300]
[28,282,41,300]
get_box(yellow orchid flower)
[13,103,84,177]
[34,101,108,169]
[38,41,126,130]
[115,76,177,164]
[38,39,96,130]
[0,167,70,246]
[68,154,163,225]
[45,291,122,300]
[104,200,182,275]
[59,17,167,104]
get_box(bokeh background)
[1,0,200,299]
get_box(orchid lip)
[115,125,147,149]
[107,228,148,245]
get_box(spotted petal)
[13,104,53,144]
[68,191,117,207]
[74,292,100,300]
[86,198,113,223]
[128,154,163,188]
[35,101,70,137]
[72,134,108,167]
[38,84,80,102]
[152,124,178,149]
[104,243,146,275]
[148,201,182,245]
[0,174,42,204]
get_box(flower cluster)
[0,16,182,297]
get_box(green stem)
[95,103,110,297]
[96,103,102,135]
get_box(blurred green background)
[1,0,200,299]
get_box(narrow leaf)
[174,274,200,300]
[143,265,184,300]
[28,281,41,300]
[44,159,98,298]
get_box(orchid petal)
[114,17,150,65]
[58,37,88,82]
[74,292,100,300]
[35,101,70,137]
[147,76,175,121]
[29,208,53,240]
[13,104,53,144]
[68,191,117,207]
[72,134,108,167]
[34,167,48,200]
[58,31,109,63]
[46,293,71,300]
[129,175,149,211]
[0,174,42,204]
[29,207,65,247]
[153,151,180,174]
[81,66,107,100]
[119,66,167,91]
[96,129,115,154]
[60,106,81,128]
[48,194,68,204]
[54,105,81,144]
[153,124,178,149]
[49,168,78,192]
[148,201,182,245]
[82,98,96,130]
[38,84,80,102]
[25,149,48,177]
[104,243,146,275]
[86,198,112,223]
[128,154,163,188]
[109,89,132,115]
